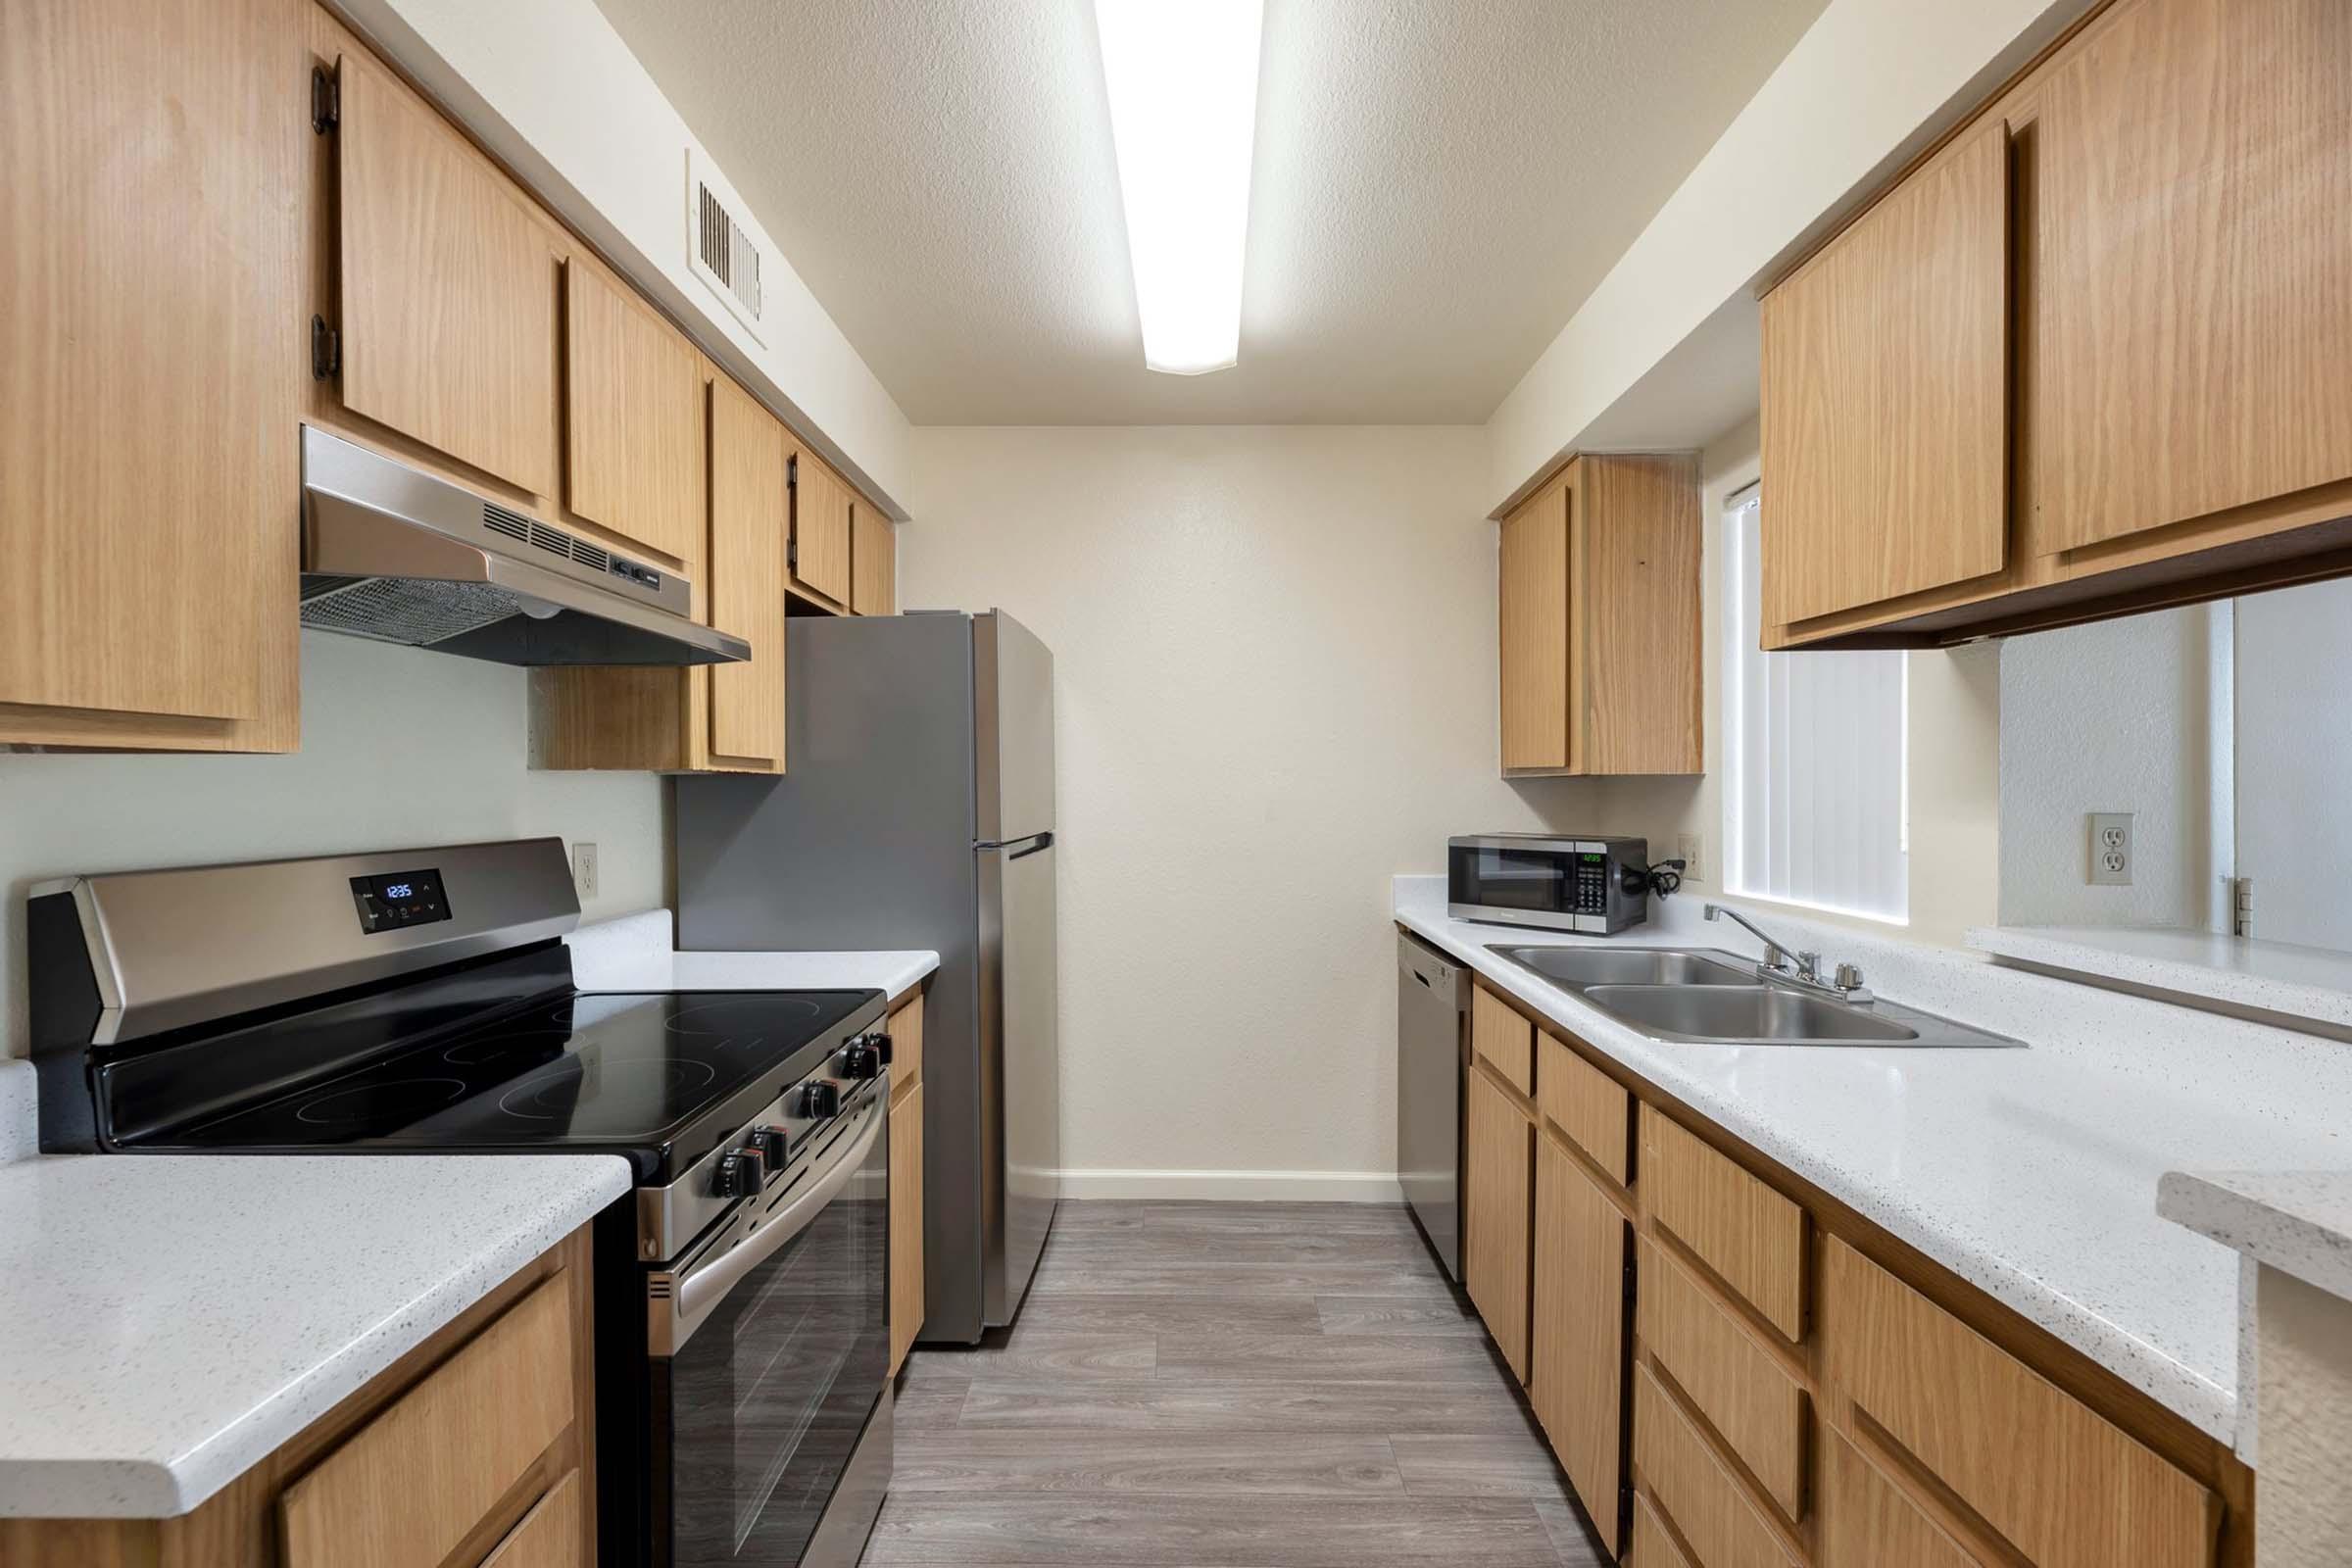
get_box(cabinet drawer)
[1537,1029,1627,1184]
[1642,1107,1807,1341]
[280,1273,575,1568]
[889,992,924,1100]
[1818,1427,1981,1568]
[1821,1240,2217,1568]
[478,1469,583,1568]
[1638,1240,1806,1521]
[1470,983,1534,1097]
[1635,1364,1798,1568]
[1632,1492,1694,1568]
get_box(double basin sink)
[1489,946,2022,1050]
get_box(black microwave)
[1447,835,1650,934]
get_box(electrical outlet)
[1676,831,1704,884]
[571,842,599,902]
[2087,813,2132,886]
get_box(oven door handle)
[665,1097,884,1352]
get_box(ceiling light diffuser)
[1093,0,1265,375]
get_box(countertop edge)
[1970,925,2352,1035]
[2159,1169,2352,1304]
[1395,903,2240,1447]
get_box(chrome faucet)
[1702,904,1874,1004]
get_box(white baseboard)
[1054,1168,1406,1202]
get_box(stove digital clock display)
[350,868,452,934]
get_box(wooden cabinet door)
[1464,1063,1535,1381]
[853,499,898,615]
[3,0,299,744]
[1580,456,1703,775]
[791,450,855,608]
[1498,475,1571,770]
[1760,119,2010,627]
[2032,0,2352,554]
[564,263,706,564]
[706,377,787,769]
[1818,1428,1983,1568]
[1532,1129,1628,1554]
[478,1471,584,1568]
[336,49,560,499]
[890,1079,926,1375]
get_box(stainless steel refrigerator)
[674,609,1059,1343]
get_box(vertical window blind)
[1722,487,1909,922]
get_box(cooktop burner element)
[295,1078,471,1126]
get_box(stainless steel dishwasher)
[1396,930,1469,1281]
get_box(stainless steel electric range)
[25,837,896,1568]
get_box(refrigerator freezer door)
[981,833,1060,1325]
[976,611,1056,844]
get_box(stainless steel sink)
[1485,944,2021,1050]
[1581,984,1919,1044]
[1496,946,1757,989]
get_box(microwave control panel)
[1572,853,1610,913]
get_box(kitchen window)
[1721,485,1909,923]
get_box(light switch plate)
[2088,813,2132,886]
[571,842,599,902]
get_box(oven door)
[649,1089,890,1568]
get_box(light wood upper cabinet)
[1532,1127,1628,1555]
[2031,0,2352,554]
[1496,454,1702,776]
[564,261,707,565]
[706,376,789,769]
[336,48,561,501]
[1,0,302,752]
[1464,1061,1535,1383]
[853,497,899,615]
[1760,119,2010,627]
[791,449,856,609]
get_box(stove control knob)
[746,1125,788,1166]
[713,1147,766,1198]
[839,1043,882,1080]
[857,1030,895,1066]
[796,1080,842,1119]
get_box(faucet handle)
[1835,962,1865,991]
[1796,950,1822,981]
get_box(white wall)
[1997,608,2230,931]
[905,426,1611,1195]
[341,0,912,513]
[0,633,666,1060]
[1485,0,2094,514]
[2236,579,2352,951]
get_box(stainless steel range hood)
[298,426,748,666]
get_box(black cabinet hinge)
[311,66,338,133]
[785,455,799,567]
[311,316,340,380]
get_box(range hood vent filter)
[300,574,526,646]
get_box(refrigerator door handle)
[978,832,1054,858]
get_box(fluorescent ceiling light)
[1094,0,1265,375]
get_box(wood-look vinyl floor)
[866,1200,1606,1566]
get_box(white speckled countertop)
[1972,924,2352,1037]
[1397,876,2352,1453]
[0,1152,629,1517]
[564,909,938,1001]
[2159,1170,2352,1303]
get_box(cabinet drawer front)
[1632,1492,1695,1568]
[1818,1427,1981,1568]
[1470,984,1534,1097]
[1464,1063,1534,1381]
[1821,1240,2216,1568]
[1641,1108,1807,1342]
[1537,1030,1627,1184]
[336,51,560,501]
[1639,1240,1806,1521]
[479,1469,583,1568]
[1760,117,2010,628]
[889,992,924,1099]
[1533,1130,1627,1554]
[280,1273,575,1568]
[1635,1365,1798,1568]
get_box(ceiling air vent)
[685,146,768,344]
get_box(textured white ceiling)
[593,0,1829,425]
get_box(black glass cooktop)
[155,989,876,1174]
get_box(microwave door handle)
[664,1098,885,1351]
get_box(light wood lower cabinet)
[889,991,927,1375]
[1817,1427,1983,1568]
[1472,982,1536,1097]
[1636,1365,1800,1568]
[1532,1126,1629,1554]
[1638,1239,1806,1523]
[1642,1106,1808,1344]
[1495,454,1702,776]
[0,1229,593,1568]
[1464,1060,1535,1382]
